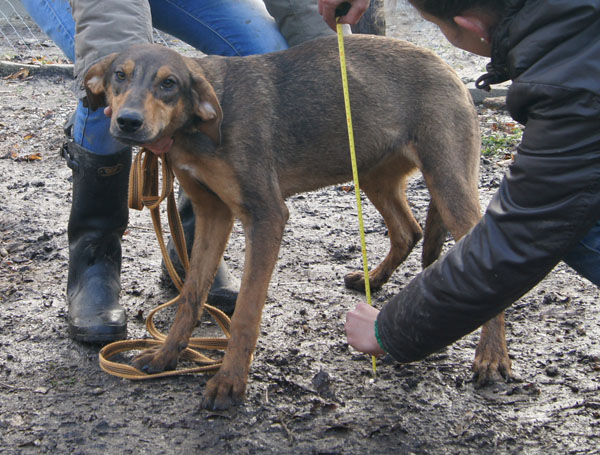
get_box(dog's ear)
[83,53,118,111]
[187,62,223,146]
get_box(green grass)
[481,129,523,156]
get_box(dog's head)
[84,43,222,147]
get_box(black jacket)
[377,0,600,362]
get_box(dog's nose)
[116,110,144,133]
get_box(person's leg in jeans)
[149,0,287,55]
[563,219,600,286]
[20,0,288,341]
[21,0,133,342]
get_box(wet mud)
[1,5,599,455]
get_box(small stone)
[482,96,507,111]
[545,365,559,377]
[312,369,331,395]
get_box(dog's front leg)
[201,202,289,410]
[133,188,234,374]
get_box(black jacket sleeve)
[377,84,600,363]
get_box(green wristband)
[374,319,386,353]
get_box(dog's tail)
[421,199,448,268]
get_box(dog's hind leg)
[422,155,512,386]
[344,160,423,292]
[202,191,290,410]
[421,199,448,268]
[132,186,234,374]
[472,312,511,385]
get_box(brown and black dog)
[84,35,511,410]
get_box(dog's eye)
[161,78,176,89]
[115,71,126,81]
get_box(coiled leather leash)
[98,148,231,379]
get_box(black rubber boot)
[62,142,131,343]
[161,190,239,315]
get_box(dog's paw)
[344,271,384,293]
[132,346,179,374]
[201,369,247,411]
[344,271,367,292]
[472,351,512,387]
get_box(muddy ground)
[1,5,599,455]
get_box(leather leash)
[98,148,231,379]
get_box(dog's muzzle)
[116,109,144,134]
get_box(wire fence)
[0,0,192,64]
[0,0,59,61]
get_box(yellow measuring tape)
[336,16,377,374]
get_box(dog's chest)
[169,146,243,208]
[175,161,201,181]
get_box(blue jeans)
[563,219,600,286]
[21,0,288,154]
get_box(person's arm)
[373,87,600,363]
[318,0,370,31]
[264,0,337,47]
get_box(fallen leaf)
[31,56,53,65]
[24,153,43,161]
[4,68,30,80]
[11,152,43,162]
